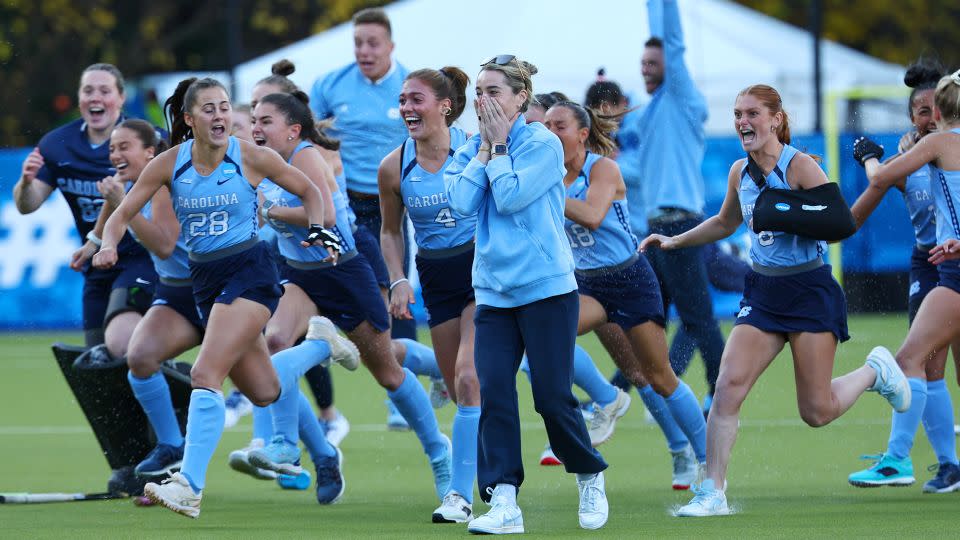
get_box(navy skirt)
[575,254,665,330]
[416,244,476,328]
[908,246,940,324]
[151,281,204,332]
[190,241,283,327]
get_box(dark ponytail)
[259,92,339,150]
[406,66,470,125]
[552,101,618,157]
[904,57,946,116]
[117,118,170,154]
[163,77,229,144]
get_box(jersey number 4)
[435,207,456,228]
[187,211,229,237]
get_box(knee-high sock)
[270,340,331,444]
[922,379,958,465]
[887,378,928,460]
[128,371,183,447]
[664,380,707,462]
[387,368,446,460]
[572,345,617,407]
[251,405,272,442]
[180,388,225,493]
[450,405,479,503]
[397,338,442,379]
[638,384,688,453]
[298,390,336,461]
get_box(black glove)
[853,136,884,166]
[305,225,343,254]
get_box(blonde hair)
[481,57,538,113]
[934,70,960,122]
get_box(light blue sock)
[387,368,446,460]
[450,405,479,503]
[180,388,225,493]
[269,340,331,444]
[922,379,958,465]
[251,405,272,442]
[298,391,336,461]
[398,338,443,379]
[572,345,617,407]
[664,380,707,462]
[519,357,531,381]
[887,378,928,460]
[127,371,183,447]
[638,384,688,453]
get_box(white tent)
[234,0,908,135]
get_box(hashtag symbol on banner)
[0,198,78,287]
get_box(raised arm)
[864,133,940,188]
[12,147,55,214]
[564,158,621,231]
[652,0,703,104]
[377,147,414,319]
[444,138,489,216]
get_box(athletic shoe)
[108,465,147,496]
[323,411,350,447]
[306,316,360,371]
[675,478,730,517]
[143,472,201,519]
[277,470,311,490]
[228,438,277,480]
[576,472,608,530]
[223,390,252,428]
[923,462,960,493]
[247,435,304,476]
[385,399,410,431]
[587,388,631,447]
[671,445,698,490]
[134,443,185,478]
[432,491,472,523]
[865,346,911,412]
[848,453,915,487]
[430,434,453,501]
[467,485,524,534]
[314,447,345,504]
[539,443,563,466]
[429,378,451,409]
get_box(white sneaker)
[432,491,473,523]
[865,346,911,412]
[576,472,608,530]
[675,478,730,517]
[429,378,451,409]
[324,411,350,447]
[588,389,631,447]
[228,438,277,480]
[223,390,253,429]
[468,485,524,534]
[671,445,698,490]
[306,316,360,371]
[143,472,201,519]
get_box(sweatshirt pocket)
[515,220,553,262]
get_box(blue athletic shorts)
[416,244,476,328]
[575,254,665,330]
[280,254,390,333]
[190,241,283,327]
[151,281,204,332]
[82,251,157,330]
[353,224,389,289]
[734,264,849,342]
[908,246,939,325]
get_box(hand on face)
[478,96,513,144]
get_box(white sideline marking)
[0,417,891,436]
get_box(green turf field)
[0,315,956,539]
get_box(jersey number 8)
[566,224,596,248]
[187,211,229,237]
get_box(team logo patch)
[909,280,921,297]
[801,204,827,211]
[222,168,236,178]
[775,203,791,212]
[737,306,752,318]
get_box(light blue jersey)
[259,141,356,263]
[170,136,258,255]
[140,200,190,281]
[564,152,638,270]
[310,62,409,195]
[738,144,825,267]
[400,126,476,250]
[905,164,938,247]
[930,129,960,243]
[333,170,358,230]
[615,110,647,235]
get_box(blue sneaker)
[848,453,915,487]
[865,346,911,413]
[223,390,252,428]
[386,399,410,431]
[430,434,452,501]
[314,447,345,504]
[923,462,960,493]
[134,443,184,478]
[277,470,312,490]
[247,435,303,476]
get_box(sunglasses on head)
[482,54,516,67]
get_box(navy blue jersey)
[36,117,155,257]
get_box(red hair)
[737,84,790,145]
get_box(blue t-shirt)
[400,126,476,250]
[310,62,410,195]
[564,152,638,270]
[36,117,148,259]
[170,137,259,255]
[738,144,825,268]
